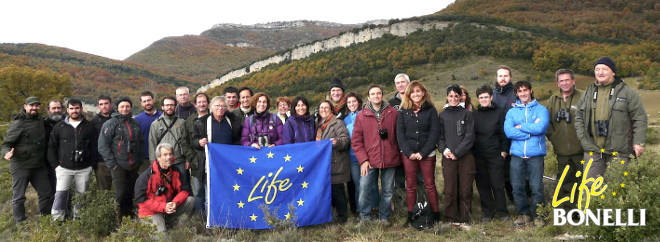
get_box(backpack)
[411,188,433,230]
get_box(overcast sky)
[1,0,454,60]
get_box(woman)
[396,81,441,226]
[472,85,510,222]
[276,96,291,124]
[316,100,351,223]
[460,86,474,111]
[240,92,283,148]
[438,84,476,223]
[282,97,315,144]
[344,92,379,216]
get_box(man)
[492,65,516,203]
[575,57,647,184]
[182,92,211,213]
[175,86,195,120]
[148,96,191,187]
[388,73,410,110]
[545,69,584,210]
[231,86,254,126]
[98,97,143,218]
[504,80,549,227]
[90,95,114,191]
[352,85,401,226]
[2,97,53,222]
[328,77,349,119]
[47,98,96,221]
[134,91,162,173]
[223,86,239,111]
[44,100,63,196]
[135,143,194,234]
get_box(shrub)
[74,188,118,237]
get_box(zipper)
[523,105,528,158]
[378,111,384,168]
[125,120,134,166]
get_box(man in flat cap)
[2,97,53,223]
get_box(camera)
[72,150,84,163]
[126,140,138,154]
[595,120,609,136]
[378,129,388,140]
[258,135,270,147]
[556,109,571,123]
[155,185,168,196]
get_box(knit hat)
[329,77,345,91]
[594,57,616,74]
[24,96,41,105]
[115,97,132,108]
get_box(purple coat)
[282,115,315,144]
[240,112,284,146]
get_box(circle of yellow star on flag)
[297,198,305,206]
[236,167,244,175]
[601,195,605,199]
[589,152,593,156]
[612,151,617,156]
[580,160,585,165]
[621,183,625,188]
[612,192,616,196]
[620,159,625,165]
[284,154,291,162]
[237,201,245,208]
[285,212,291,220]
[233,184,240,191]
[301,181,309,188]
[624,172,628,176]
[249,156,257,163]
[297,165,304,172]
[267,152,274,158]
[250,214,258,221]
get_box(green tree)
[0,65,72,121]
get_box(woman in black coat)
[396,81,441,226]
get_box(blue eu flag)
[206,140,332,229]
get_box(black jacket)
[388,93,402,111]
[90,112,113,165]
[192,112,242,179]
[48,116,96,169]
[472,103,510,158]
[97,113,143,169]
[438,105,475,159]
[396,101,440,158]
[1,109,47,170]
[493,82,516,112]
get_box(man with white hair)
[388,73,410,110]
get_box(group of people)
[2,56,646,232]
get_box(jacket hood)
[111,112,132,120]
[13,108,40,120]
[495,82,513,94]
[513,98,539,108]
[62,115,88,126]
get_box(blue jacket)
[344,111,359,163]
[504,99,549,158]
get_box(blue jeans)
[510,156,545,218]
[191,176,205,213]
[358,167,395,221]
[351,162,379,210]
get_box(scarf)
[315,113,334,141]
[330,98,346,115]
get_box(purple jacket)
[282,115,315,144]
[240,112,284,146]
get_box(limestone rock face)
[198,20,458,93]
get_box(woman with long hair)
[282,97,315,144]
[240,92,283,148]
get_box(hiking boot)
[534,218,545,227]
[514,215,531,226]
[401,212,413,228]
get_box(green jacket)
[575,79,647,155]
[546,89,584,156]
[148,114,192,164]
[1,110,47,170]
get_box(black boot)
[401,212,413,228]
[433,212,442,223]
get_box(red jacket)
[351,105,401,168]
[135,161,191,218]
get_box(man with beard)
[47,98,95,221]
[492,65,517,204]
[90,95,115,191]
[149,96,191,188]
[98,97,143,218]
[231,86,254,127]
[2,97,53,222]
[135,91,162,173]
[224,86,239,111]
[175,87,195,120]
[44,100,63,196]
[182,92,211,213]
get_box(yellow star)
[621,183,625,188]
[237,201,245,208]
[612,151,617,156]
[580,160,585,165]
[267,152,274,158]
[297,165,304,172]
[249,156,257,163]
[620,159,625,165]
[589,151,593,156]
[612,192,616,196]
[236,167,244,175]
[285,212,291,220]
[301,181,309,188]
[600,149,605,153]
[600,195,605,199]
[284,154,291,162]
[297,198,305,206]
[233,184,240,191]
[250,214,258,221]
[624,171,628,176]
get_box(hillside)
[0,43,198,105]
[126,21,359,82]
[125,36,275,82]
